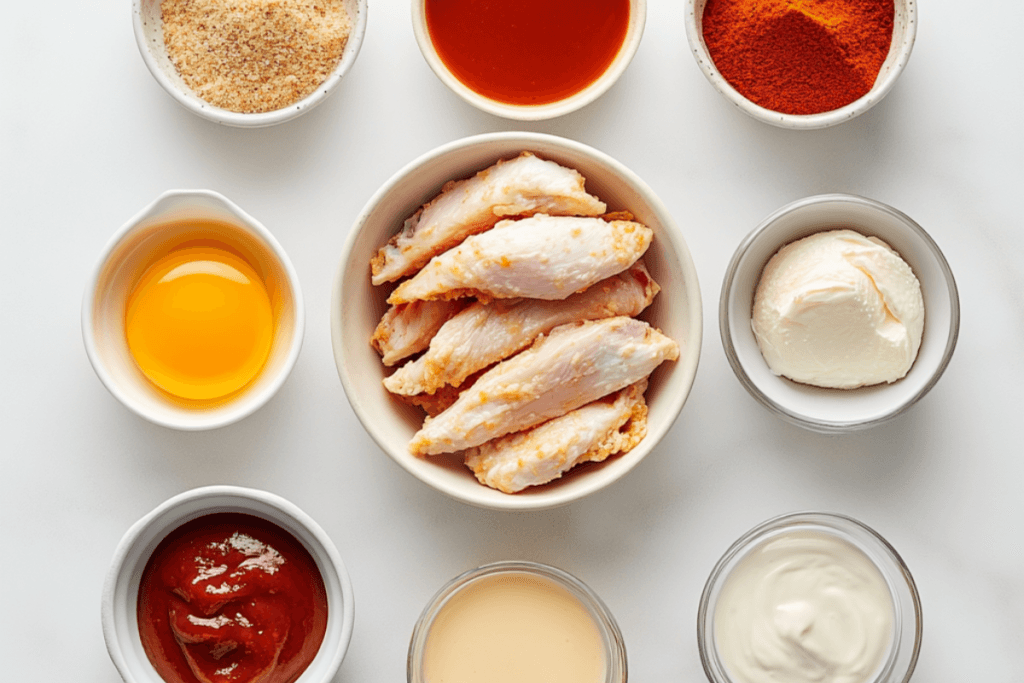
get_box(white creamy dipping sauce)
[751,229,925,389]
[714,530,895,683]
[422,572,605,683]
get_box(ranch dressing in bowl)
[698,512,922,683]
[714,530,893,683]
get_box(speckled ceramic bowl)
[720,194,959,432]
[133,0,367,126]
[684,0,917,129]
[331,132,703,510]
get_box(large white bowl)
[684,0,917,129]
[102,486,355,683]
[331,132,702,510]
[133,0,367,127]
[720,194,959,432]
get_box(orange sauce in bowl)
[425,0,631,106]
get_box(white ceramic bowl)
[331,132,702,510]
[102,486,355,683]
[720,194,959,433]
[83,189,304,430]
[684,0,917,129]
[133,0,367,127]
[411,0,646,120]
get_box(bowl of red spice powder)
[684,0,917,129]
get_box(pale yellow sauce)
[422,573,605,683]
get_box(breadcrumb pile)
[161,0,351,113]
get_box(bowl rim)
[81,188,305,431]
[131,0,368,127]
[718,192,960,433]
[101,485,355,683]
[410,0,647,121]
[696,510,923,683]
[683,0,918,130]
[331,130,703,510]
[407,560,627,683]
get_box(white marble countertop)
[2,1,1022,680]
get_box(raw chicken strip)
[388,215,653,304]
[398,369,487,417]
[465,379,649,494]
[384,261,660,396]
[371,299,466,366]
[409,317,679,456]
[371,152,607,285]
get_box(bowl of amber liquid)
[83,190,303,430]
[412,0,646,120]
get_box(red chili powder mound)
[702,0,895,115]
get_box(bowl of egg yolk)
[83,190,304,430]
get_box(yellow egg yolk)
[125,245,274,401]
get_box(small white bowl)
[102,485,355,683]
[720,194,959,433]
[411,0,646,121]
[684,0,916,129]
[133,0,368,127]
[83,189,304,430]
[331,132,702,510]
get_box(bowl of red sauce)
[102,486,354,683]
[412,0,646,120]
[685,0,917,129]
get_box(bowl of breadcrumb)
[133,0,367,127]
[331,132,703,511]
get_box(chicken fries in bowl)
[331,132,702,510]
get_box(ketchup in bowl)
[137,513,328,683]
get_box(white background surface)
[2,1,1022,681]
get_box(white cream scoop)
[751,229,924,389]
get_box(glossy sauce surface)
[125,243,274,401]
[422,572,605,683]
[714,530,894,683]
[425,0,631,106]
[137,513,328,683]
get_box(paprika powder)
[701,0,894,115]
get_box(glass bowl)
[409,561,626,683]
[698,511,922,683]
